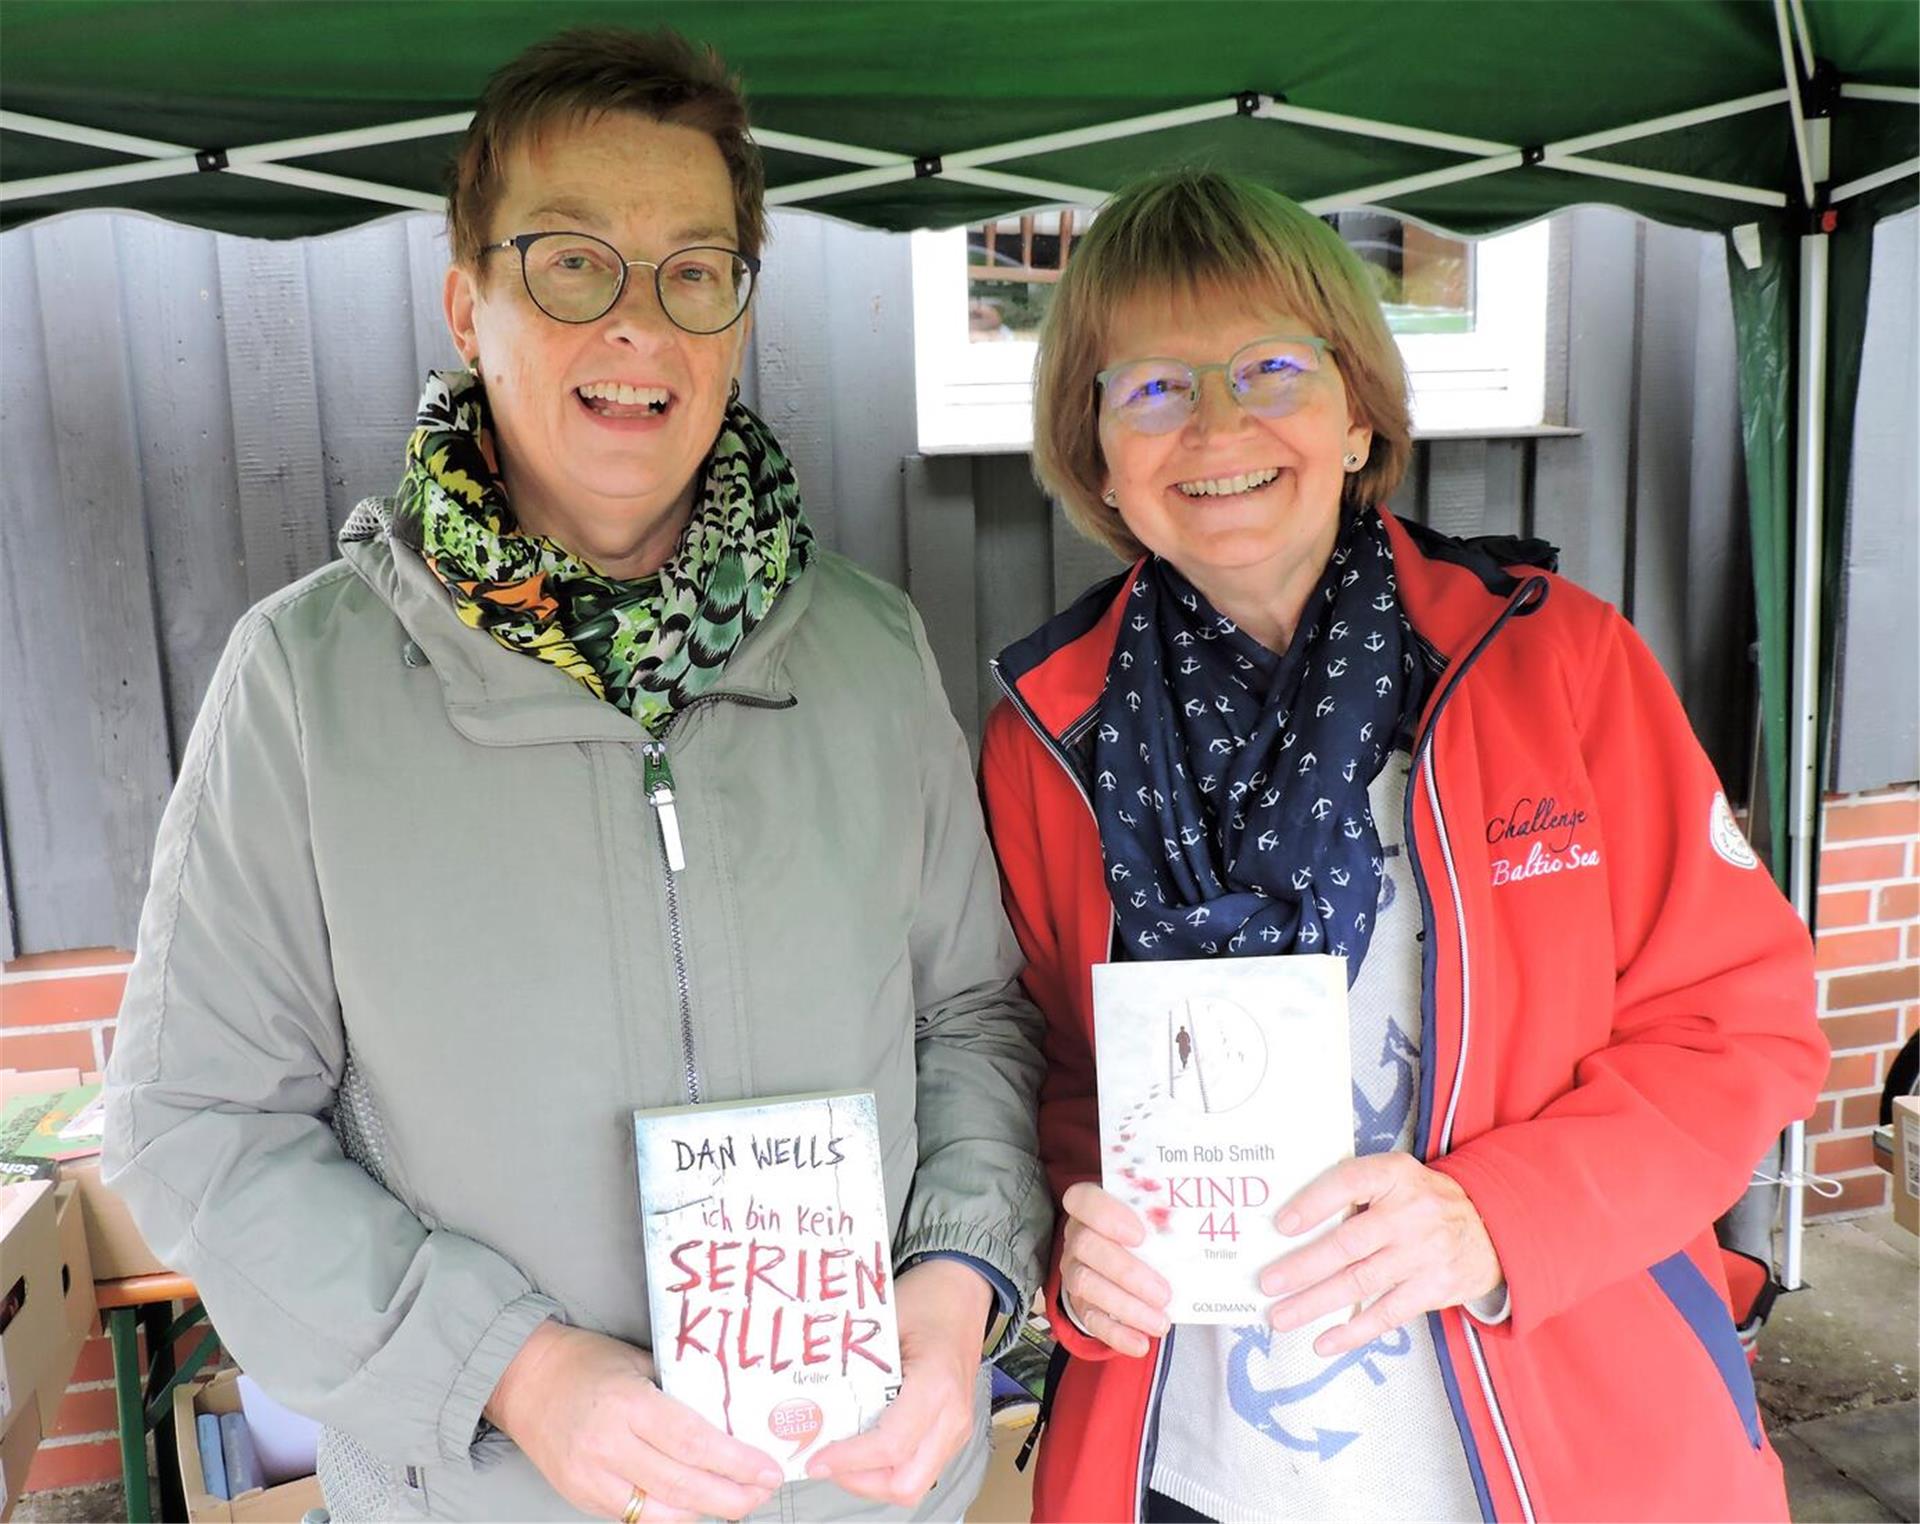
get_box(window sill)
[916,422,1585,457]
[1412,423,1584,441]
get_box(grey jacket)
[104,502,1049,1520]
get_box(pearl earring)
[1101,489,1118,508]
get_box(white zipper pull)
[642,743,686,873]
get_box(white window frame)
[911,216,1551,453]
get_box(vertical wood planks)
[1628,220,1703,681]
[306,219,420,533]
[1050,504,1124,613]
[751,213,837,549]
[903,455,980,753]
[405,215,462,387]
[1424,438,1489,538]
[217,234,331,602]
[817,217,917,588]
[1832,211,1919,791]
[0,227,123,952]
[972,455,1055,738]
[117,216,249,753]
[1536,206,1639,604]
[1681,231,1749,770]
[30,215,175,945]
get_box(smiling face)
[443,110,749,576]
[1097,284,1373,646]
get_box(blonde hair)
[1032,169,1412,560]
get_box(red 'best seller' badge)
[769,1398,824,1458]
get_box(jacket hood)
[335,497,809,748]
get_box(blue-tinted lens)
[1231,340,1321,416]
[1102,360,1194,434]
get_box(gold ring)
[621,1486,646,1524]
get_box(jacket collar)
[994,507,1557,747]
[338,497,807,747]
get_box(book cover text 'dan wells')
[1094,956,1353,1324]
[633,1091,901,1479]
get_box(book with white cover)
[1093,956,1354,1324]
[633,1091,902,1480]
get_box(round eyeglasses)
[1096,335,1333,435]
[481,231,759,334]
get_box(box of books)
[0,1069,166,1280]
[633,1091,901,1481]
[1093,956,1354,1325]
[0,1183,65,1435]
[173,1370,323,1524]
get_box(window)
[911,210,1552,452]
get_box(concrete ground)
[1758,1213,1919,1523]
[16,1218,1916,1522]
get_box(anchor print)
[1226,1324,1417,1462]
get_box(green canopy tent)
[3,0,1916,1293]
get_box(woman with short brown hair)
[105,28,1048,1523]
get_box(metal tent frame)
[1,0,1915,1290]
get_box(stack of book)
[0,1083,103,1188]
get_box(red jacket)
[979,509,1826,1523]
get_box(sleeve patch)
[1710,791,1760,871]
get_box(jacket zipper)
[637,691,798,1108]
[993,661,1181,1519]
[1403,577,1547,1524]
[641,740,699,1102]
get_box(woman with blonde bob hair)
[980,168,1823,1521]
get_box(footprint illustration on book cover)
[1093,956,1353,1322]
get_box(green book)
[0,1084,104,1162]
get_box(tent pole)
[765,163,917,206]
[942,98,1247,167]
[1251,99,1510,157]
[1773,0,1818,207]
[0,108,182,156]
[224,163,443,212]
[1783,225,1827,1292]
[1301,154,1522,214]
[0,158,199,202]
[1539,154,1787,207]
[1547,89,1788,156]
[944,167,1108,206]
[1840,83,1920,105]
[1831,156,1920,202]
[1788,0,1818,81]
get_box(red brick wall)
[1808,784,1920,1218]
[5,786,1914,1492]
[2,948,134,1491]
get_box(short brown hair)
[447,27,767,267]
[1033,169,1413,561]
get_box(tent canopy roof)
[3,0,1914,240]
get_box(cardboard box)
[34,1183,97,1434]
[174,1370,324,1524]
[0,1184,65,1434]
[1894,1095,1919,1238]
[0,1392,45,1522]
[965,1409,1038,1524]
[1,1070,167,1281]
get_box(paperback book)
[633,1091,902,1481]
[1093,955,1354,1325]
[0,1083,104,1176]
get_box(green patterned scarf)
[393,368,811,734]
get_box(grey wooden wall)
[1833,210,1919,793]
[0,205,1910,957]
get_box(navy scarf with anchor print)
[1092,507,1424,979]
